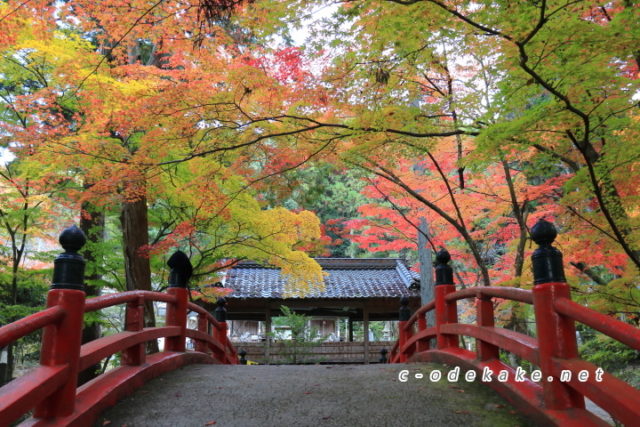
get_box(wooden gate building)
[219,258,421,363]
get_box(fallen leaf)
[102,421,111,426]
[204,421,217,426]
[304,391,312,395]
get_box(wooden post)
[530,219,584,410]
[195,312,208,354]
[34,226,87,419]
[123,296,146,365]
[214,298,232,363]
[398,297,413,362]
[348,318,353,342]
[434,249,458,349]
[265,308,271,364]
[416,314,429,352]
[165,250,191,353]
[476,295,499,360]
[363,308,370,364]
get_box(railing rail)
[390,219,640,427]
[0,306,65,349]
[84,290,178,312]
[554,297,640,349]
[0,226,238,426]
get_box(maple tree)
[1,0,327,281]
[237,0,639,316]
[0,0,329,381]
[0,157,62,385]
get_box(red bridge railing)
[390,219,640,426]
[0,226,237,426]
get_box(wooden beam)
[363,308,370,364]
[265,308,271,365]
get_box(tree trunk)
[78,198,105,385]
[418,218,435,329]
[0,345,11,386]
[1,226,25,385]
[501,160,528,278]
[120,189,158,353]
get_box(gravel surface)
[97,363,534,427]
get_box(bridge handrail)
[445,286,533,304]
[0,365,70,425]
[551,357,639,424]
[390,220,640,426]
[554,297,640,350]
[402,287,532,334]
[84,290,177,312]
[0,226,238,426]
[404,300,435,331]
[187,301,222,330]
[0,306,65,349]
[187,301,237,361]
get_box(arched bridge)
[1,220,639,426]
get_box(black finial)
[52,225,86,290]
[399,296,411,321]
[215,297,227,322]
[434,248,453,285]
[531,219,566,284]
[239,349,247,365]
[379,348,388,363]
[531,218,557,246]
[59,225,87,252]
[167,250,193,288]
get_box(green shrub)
[580,334,639,372]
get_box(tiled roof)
[223,258,420,299]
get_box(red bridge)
[389,219,640,426]
[0,227,237,426]
[1,220,639,426]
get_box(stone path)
[97,364,534,427]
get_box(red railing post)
[476,294,499,360]
[417,314,429,352]
[214,298,231,363]
[122,296,145,365]
[34,226,87,419]
[531,219,584,410]
[165,251,192,353]
[398,296,413,362]
[195,313,209,354]
[434,249,458,349]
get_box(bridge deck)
[97,363,531,426]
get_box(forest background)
[0,0,638,385]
